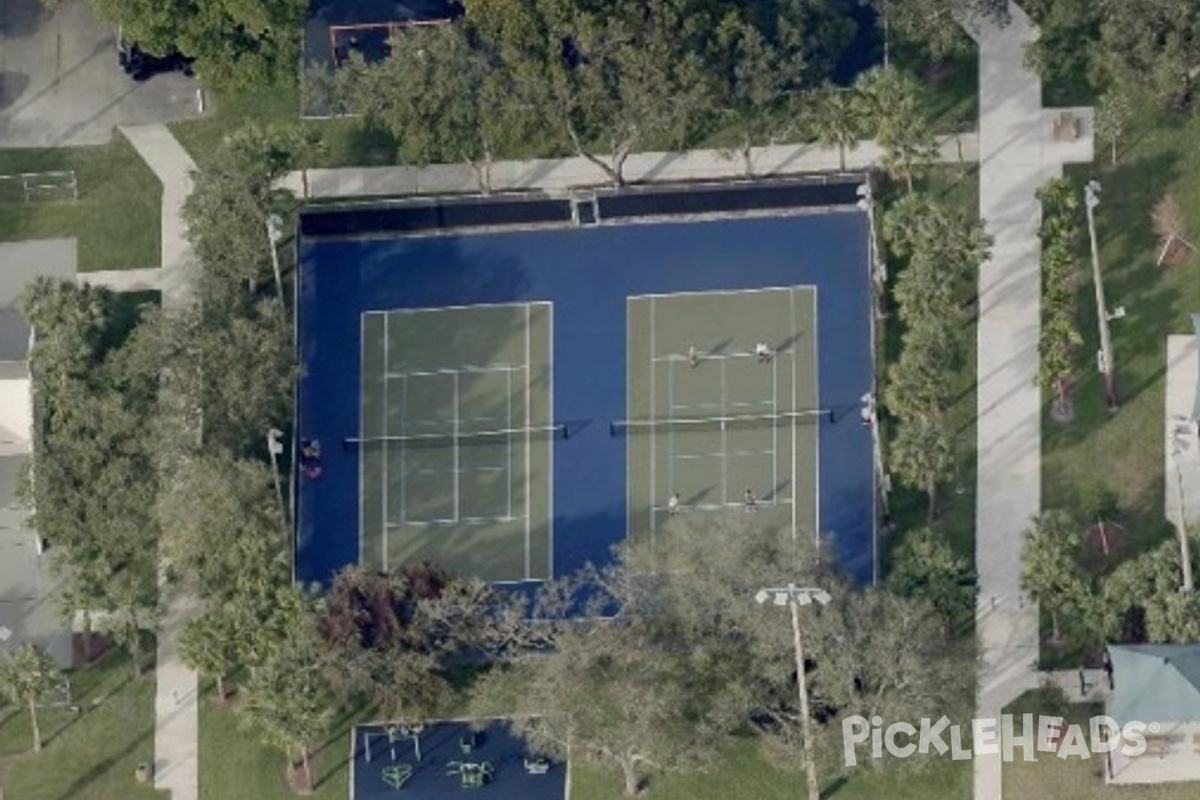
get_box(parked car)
[118,40,194,81]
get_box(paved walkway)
[279,133,979,198]
[117,123,199,800]
[971,4,1094,799]
[1166,336,1200,530]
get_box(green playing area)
[358,303,553,582]
[624,287,819,540]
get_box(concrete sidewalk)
[280,133,979,199]
[972,4,1094,799]
[1166,336,1200,528]
[119,123,199,800]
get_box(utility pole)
[755,585,832,800]
[1085,180,1118,410]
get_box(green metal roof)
[1108,644,1200,726]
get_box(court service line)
[673,449,775,461]
[453,372,460,522]
[630,286,800,301]
[790,292,798,545]
[811,287,821,547]
[649,350,793,365]
[383,313,391,572]
[506,370,513,522]
[720,357,728,505]
[357,313,366,566]
[772,352,779,496]
[546,303,556,580]
[668,356,676,499]
[384,364,526,379]
[524,304,532,581]
[649,298,657,536]
[378,299,553,315]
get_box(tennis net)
[610,410,831,437]
[344,423,567,449]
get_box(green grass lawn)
[198,682,368,800]
[572,735,971,800]
[0,135,162,271]
[0,652,163,800]
[171,83,399,172]
[1040,107,1200,664]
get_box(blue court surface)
[295,180,878,586]
[351,719,567,800]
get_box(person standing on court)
[687,344,700,369]
[743,487,757,511]
[755,341,774,363]
[668,492,681,514]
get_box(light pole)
[1170,424,1195,592]
[266,214,285,307]
[755,584,832,800]
[267,428,288,533]
[1085,181,1118,411]
[857,182,886,319]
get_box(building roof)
[1109,644,1200,726]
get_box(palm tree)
[1021,511,1087,642]
[889,413,955,522]
[853,67,937,191]
[0,643,65,752]
[809,87,862,172]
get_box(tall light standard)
[1170,422,1195,592]
[1085,180,1118,410]
[857,182,886,319]
[755,584,832,800]
[267,428,288,533]
[266,214,285,307]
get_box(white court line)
[668,352,676,499]
[452,372,460,522]
[649,298,657,537]
[391,516,525,528]
[655,499,793,513]
[545,303,555,579]
[409,465,506,475]
[670,400,773,412]
[383,314,391,572]
[790,292,798,545]
[720,356,728,505]
[649,350,793,365]
[385,364,527,378]
[772,345,779,502]
[674,449,775,460]
[524,304,532,581]
[375,300,553,315]
[811,287,821,547]
[506,370,513,522]
[630,286,804,300]
[358,313,366,566]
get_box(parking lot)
[0,0,203,147]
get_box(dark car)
[118,40,195,81]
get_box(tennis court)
[297,179,878,587]
[623,288,820,539]
[357,302,553,582]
